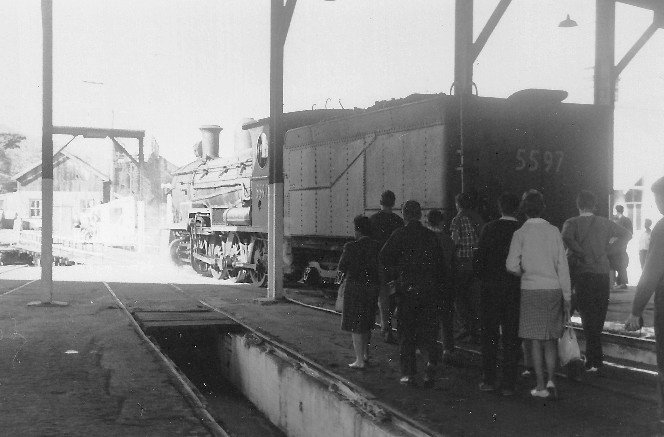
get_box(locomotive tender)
[168,91,611,285]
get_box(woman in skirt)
[338,215,381,369]
[506,190,571,398]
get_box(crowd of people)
[336,178,664,408]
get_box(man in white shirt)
[640,218,653,270]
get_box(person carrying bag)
[558,326,581,367]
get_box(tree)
[1,132,41,177]
[0,132,26,175]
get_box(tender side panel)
[364,125,445,212]
[405,126,445,210]
[365,133,404,210]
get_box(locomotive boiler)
[167,90,611,285]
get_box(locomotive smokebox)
[199,125,223,159]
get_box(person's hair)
[497,192,520,216]
[380,190,396,207]
[652,176,664,195]
[402,200,422,222]
[520,189,545,218]
[426,209,444,227]
[455,192,474,210]
[576,190,597,211]
[353,215,372,236]
[615,204,624,214]
[645,218,653,227]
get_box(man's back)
[450,210,482,261]
[370,210,404,248]
[476,219,521,283]
[562,215,631,274]
[379,221,445,291]
[615,215,634,235]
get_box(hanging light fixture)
[559,14,578,28]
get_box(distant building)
[0,137,176,247]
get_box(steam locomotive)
[167,90,611,286]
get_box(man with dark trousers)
[449,193,484,347]
[475,192,522,396]
[626,176,664,426]
[562,191,631,373]
[369,190,404,344]
[380,200,447,386]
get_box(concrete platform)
[0,281,211,436]
[1,275,662,436]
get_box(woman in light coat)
[506,190,571,399]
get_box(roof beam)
[618,0,664,15]
[51,126,144,139]
[614,20,659,78]
[471,0,512,63]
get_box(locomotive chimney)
[199,125,223,159]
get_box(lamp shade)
[559,14,578,28]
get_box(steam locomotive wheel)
[223,233,243,282]
[169,237,189,266]
[249,238,267,287]
[190,234,211,276]
[210,244,226,280]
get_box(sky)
[1,0,663,188]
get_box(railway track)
[98,280,442,437]
[102,282,231,437]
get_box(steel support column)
[595,0,616,211]
[267,0,291,301]
[595,0,616,106]
[454,0,474,95]
[455,0,473,194]
[41,0,54,301]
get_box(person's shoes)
[521,368,534,377]
[530,388,550,398]
[618,284,628,290]
[478,382,497,392]
[546,381,558,400]
[585,366,599,373]
[399,376,416,386]
[348,362,365,370]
